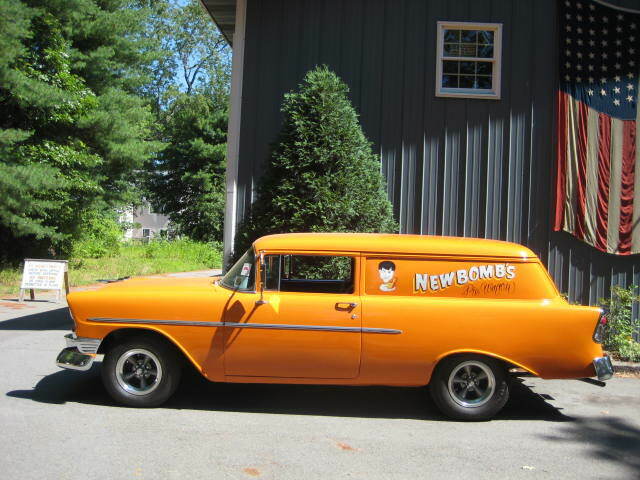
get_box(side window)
[264,254,281,290]
[264,255,355,294]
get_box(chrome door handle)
[336,302,357,310]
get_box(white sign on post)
[19,259,69,303]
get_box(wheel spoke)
[461,386,471,399]
[123,372,136,381]
[139,375,147,389]
[464,365,472,377]
[477,371,488,381]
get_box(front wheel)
[429,354,509,421]
[101,336,182,407]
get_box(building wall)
[121,203,171,241]
[235,0,640,306]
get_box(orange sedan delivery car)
[57,233,613,420]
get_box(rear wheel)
[429,354,509,421]
[102,336,181,407]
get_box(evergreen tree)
[234,66,397,257]
[148,94,227,242]
[0,0,161,261]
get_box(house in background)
[201,0,640,307]
[121,201,171,241]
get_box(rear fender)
[428,348,539,383]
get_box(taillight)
[593,312,607,343]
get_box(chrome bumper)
[56,334,101,371]
[593,356,614,381]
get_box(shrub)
[233,65,397,261]
[599,285,640,362]
[70,211,123,259]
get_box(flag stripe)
[608,118,623,253]
[554,91,568,231]
[564,97,579,234]
[595,113,611,253]
[584,108,600,247]
[574,99,590,241]
[618,121,636,254]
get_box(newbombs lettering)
[414,264,516,293]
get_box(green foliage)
[234,66,397,258]
[140,238,220,268]
[0,0,163,261]
[0,239,222,294]
[288,255,352,282]
[147,93,227,243]
[71,211,123,259]
[142,1,230,244]
[600,285,640,362]
[141,0,230,110]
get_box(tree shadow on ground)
[539,415,640,477]
[7,366,567,422]
[0,306,71,331]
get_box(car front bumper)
[593,355,614,381]
[56,333,101,371]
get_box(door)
[223,253,361,378]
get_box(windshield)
[220,248,256,291]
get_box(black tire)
[429,354,509,421]
[101,335,182,407]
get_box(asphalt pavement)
[0,286,639,480]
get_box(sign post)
[19,259,69,303]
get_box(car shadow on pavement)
[0,306,71,331]
[7,365,568,422]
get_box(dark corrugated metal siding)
[237,0,640,309]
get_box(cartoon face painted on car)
[378,261,397,292]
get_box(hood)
[66,275,231,324]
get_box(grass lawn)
[0,239,222,295]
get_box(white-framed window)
[142,228,150,238]
[435,21,502,100]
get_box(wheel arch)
[97,327,202,373]
[427,349,539,384]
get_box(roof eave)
[199,0,236,47]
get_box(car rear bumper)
[56,333,101,371]
[593,355,614,381]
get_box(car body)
[57,233,613,420]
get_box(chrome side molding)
[224,322,402,334]
[89,318,224,328]
[88,317,402,334]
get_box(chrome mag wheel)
[115,348,163,396]
[447,360,496,408]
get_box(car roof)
[253,233,537,259]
